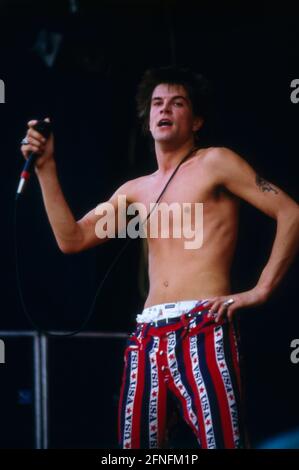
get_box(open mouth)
[157,119,173,127]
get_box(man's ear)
[192,116,204,132]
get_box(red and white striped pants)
[118,300,245,449]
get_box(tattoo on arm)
[255,175,279,194]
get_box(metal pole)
[33,333,42,449]
[41,334,49,449]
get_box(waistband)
[136,299,209,324]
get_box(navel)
[163,280,169,287]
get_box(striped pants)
[118,301,245,449]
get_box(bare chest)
[128,163,239,245]
[134,167,214,209]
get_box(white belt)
[136,299,209,324]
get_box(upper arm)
[210,147,299,219]
[76,179,134,251]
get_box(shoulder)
[194,146,251,176]
[110,173,153,204]
[196,146,243,165]
[189,146,256,192]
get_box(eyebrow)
[151,95,189,102]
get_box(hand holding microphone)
[17,118,54,198]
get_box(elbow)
[58,225,85,254]
[278,207,299,239]
[289,206,299,227]
[278,205,299,224]
[58,241,82,255]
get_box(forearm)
[256,209,299,296]
[35,161,83,253]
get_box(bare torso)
[128,148,240,308]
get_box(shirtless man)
[21,67,299,449]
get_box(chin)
[156,137,173,142]
[154,132,176,142]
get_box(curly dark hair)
[136,66,212,136]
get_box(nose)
[160,100,171,114]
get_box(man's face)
[149,83,202,144]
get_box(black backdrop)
[0,0,299,448]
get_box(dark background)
[0,0,299,448]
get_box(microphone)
[16,120,52,200]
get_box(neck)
[154,138,197,173]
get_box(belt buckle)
[154,317,168,327]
